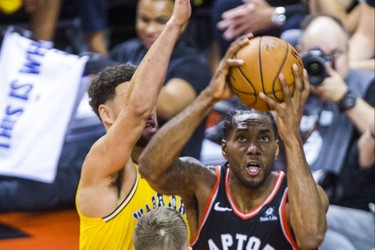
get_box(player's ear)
[221,139,229,160]
[99,104,114,126]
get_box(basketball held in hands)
[228,36,304,111]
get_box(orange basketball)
[229,36,303,111]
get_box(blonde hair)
[133,207,188,250]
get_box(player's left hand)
[259,64,310,140]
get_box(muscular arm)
[140,88,217,195]
[77,0,191,217]
[260,67,328,249]
[139,34,251,196]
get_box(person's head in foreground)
[133,207,191,250]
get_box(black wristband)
[338,90,357,112]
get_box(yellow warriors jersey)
[76,164,186,250]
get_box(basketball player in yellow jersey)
[75,0,191,249]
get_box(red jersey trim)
[226,170,285,219]
[190,165,221,245]
[280,188,300,250]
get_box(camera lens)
[301,51,329,86]
[307,62,324,76]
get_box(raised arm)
[88,0,191,174]
[260,65,328,249]
[77,0,191,217]
[139,34,252,196]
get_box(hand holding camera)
[301,47,349,104]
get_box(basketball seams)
[259,37,270,110]
[231,66,258,107]
[228,36,299,111]
[230,51,258,107]
[271,40,289,102]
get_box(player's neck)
[228,172,277,211]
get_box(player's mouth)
[144,119,157,134]
[246,161,261,176]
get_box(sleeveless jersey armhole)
[190,165,221,245]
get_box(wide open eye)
[260,135,270,142]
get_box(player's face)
[136,0,174,49]
[221,112,278,188]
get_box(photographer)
[298,14,374,250]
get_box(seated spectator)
[108,0,211,159]
[77,0,108,54]
[133,207,191,250]
[212,0,309,58]
[298,14,375,250]
[0,0,109,54]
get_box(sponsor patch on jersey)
[259,206,278,222]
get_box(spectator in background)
[6,0,109,54]
[318,121,375,250]
[309,0,375,71]
[24,0,62,42]
[108,0,211,159]
[77,0,108,54]
[298,14,374,250]
[133,207,191,250]
[212,0,309,58]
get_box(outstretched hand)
[209,33,253,101]
[260,64,310,141]
[169,0,192,29]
